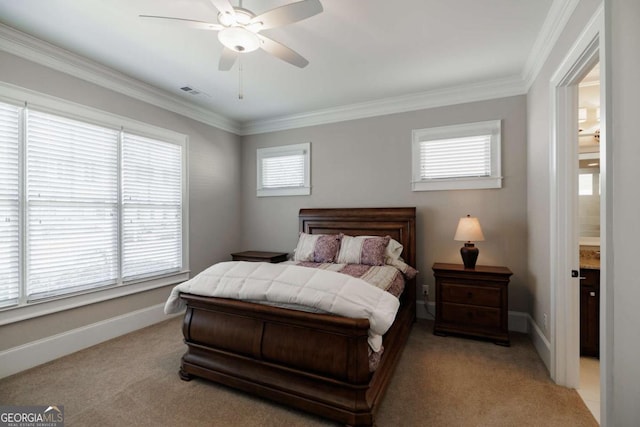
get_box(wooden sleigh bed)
[177,207,417,426]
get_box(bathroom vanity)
[579,246,600,357]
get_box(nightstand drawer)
[441,303,501,328]
[440,282,501,308]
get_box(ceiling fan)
[140,0,323,71]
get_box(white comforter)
[164,261,400,351]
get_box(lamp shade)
[454,215,485,242]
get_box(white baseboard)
[415,301,530,333]
[0,303,182,379]
[528,314,552,371]
[416,301,436,320]
[508,310,529,333]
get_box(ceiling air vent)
[179,85,210,97]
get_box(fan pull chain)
[238,57,244,100]
[238,0,244,100]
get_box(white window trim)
[0,81,190,324]
[411,120,502,191]
[0,271,189,326]
[257,142,311,197]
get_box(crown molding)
[521,0,581,90]
[239,76,527,135]
[239,0,582,136]
[0,0,577,139]
[0,24,241,134]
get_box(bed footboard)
[180,294,377,425]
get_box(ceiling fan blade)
[218,47,238,71]
[257,35,309,68]
[250,0,323,30]
[139,15,223,31]
[209,0,236,22]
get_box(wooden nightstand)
[231,251,288,263]
[433,263,512,346]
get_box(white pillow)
[383,238,404,261]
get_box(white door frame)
[549,5,608,425]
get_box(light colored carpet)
[0,318,597,426]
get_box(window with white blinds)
[27,111,119,300]
[262,155,305,188]
[412,120,502,191]
[0,98,186,310]
[418,135,492,179]
[257,143,310,197]
[122,134,182,280]
[0,103,20,308]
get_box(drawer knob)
[590,291,596,297]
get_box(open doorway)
[576,63,601,423]
[549,6,608,426]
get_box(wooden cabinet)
[433,263,512,346]
[231,251,288,263]
[580,268,600,357]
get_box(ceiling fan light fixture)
[141,0,323,71]
[218,9,253,27]
[218,27,260,52]
[218,12,236,27]
[245,21,263,33]
[233,9,254,26]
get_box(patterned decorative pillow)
[293,233,342,263]
[362,235,403,262]
[387,258,418,279]
[336,235,391,266]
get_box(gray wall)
[241,96,529,312]
[525,0,602,341]
[609,0,640,423]
[0,51,242,350]
[525,0,640,422]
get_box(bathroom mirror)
[578,151,600,245]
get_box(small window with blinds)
[0,96,186,312]
[411,120,502,191]
[257,143,311,197]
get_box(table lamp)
[454,215,485,269]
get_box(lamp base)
[460,243,479,269]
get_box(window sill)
[0,270,189,326]
[257,187,311,197]
[412,176,503,191]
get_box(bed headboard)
[299,207,417,309]
[298,207,417,271]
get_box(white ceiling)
[0,0,560,133]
